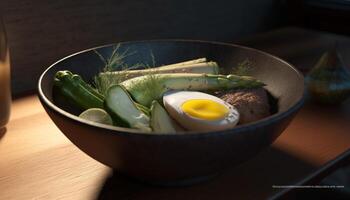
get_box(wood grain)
[0,95,110,200]
[0,94,349,200]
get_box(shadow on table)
[95,147,316,200]
[0,127,6,141]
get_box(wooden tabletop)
[1,28,350,199]
[0,93,349,200]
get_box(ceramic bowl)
[38,40,304,185]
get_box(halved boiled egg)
[163,91,239,131]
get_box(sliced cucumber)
[104,85,151,132]
[150,100,179,133]
[135,102,150,116]
[79,108,113,125]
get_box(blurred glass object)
[0,16,11,128]
[306,48,350,104]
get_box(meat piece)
[218,88,270,124]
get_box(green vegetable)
[99,58,218,78]
[121,73,265,107]
[158,57,207,68]
[79,108,113,125]
[135,102,151,116]
[96,58,219,94]
[54,70,150,115]
[231,59,253,76]
[93,44,147,96]
[54,70,104,110]
[104,85,151,131]
[150,100,178,133]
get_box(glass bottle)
[0,17,11,129]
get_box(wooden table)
[1,28,350,199]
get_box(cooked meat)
[218,88,270,124]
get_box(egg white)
[163,91,239,131]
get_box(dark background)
[1,0,286,95]
[1,0,350,95]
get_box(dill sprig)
[94,45,126,96]
[95,44,132,71]
[94,44,155,96]
[120,51,162,105]
[129,51,163,102]
[232,59,253,76]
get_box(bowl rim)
[38,39,305,138]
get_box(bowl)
[38,40,305,185]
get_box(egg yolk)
[181,99,229,120]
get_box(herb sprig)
[232,59,253,76]
[94,44,157,97]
